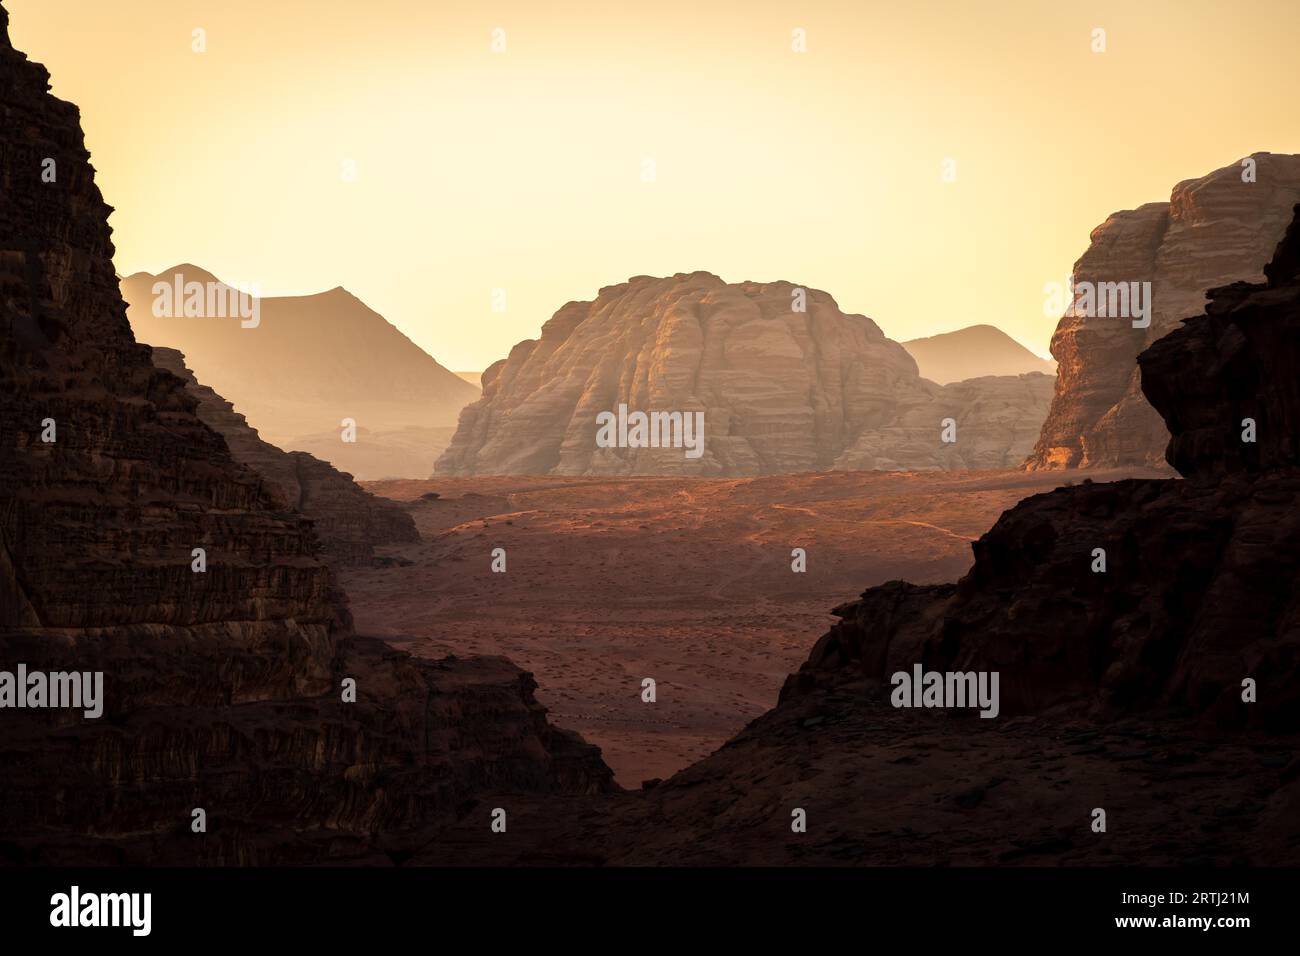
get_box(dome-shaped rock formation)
[436,273,1054,477]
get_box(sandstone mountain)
[435,273,1054,477]
[149,346,419,566]
[901,324,1056,385]
[832,371,1055,472]
[0,5,610,864]
[120,266,480,478]
[1026,151,1300,470]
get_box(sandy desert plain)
[343,467,1159,785]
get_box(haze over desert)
[343,468,1158,783]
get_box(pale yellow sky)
[10,0,1300,370]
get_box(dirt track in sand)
[342,468,1157,785]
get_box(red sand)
[343,469,1152,785]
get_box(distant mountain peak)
[902,325,1056,385]
[119,264,480,452]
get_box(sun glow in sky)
[10,0,1300,370]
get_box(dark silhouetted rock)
[0,3,611,865]
[1140,208,1300,480]
[149,346,419,566]
[787,204,1300,731]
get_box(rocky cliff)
[149,346,419,567]
[834,371,1055,472]
[1026,152,1300,470]
[789,207,1300,728]
[0,3,611,864]
[436,273,1053,476]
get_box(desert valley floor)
[344,467,1160,785]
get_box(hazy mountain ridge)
[120,265,480,474]
[902,324,1056,384]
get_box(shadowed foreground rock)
[793,204,1300,731]
[150,346,419,567]
[0,2,611,865]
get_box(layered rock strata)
[0,3,611,865]
[1026,152,1300,470]
[833,372,1055,471]
[150,346,419,566]
[436,273,1053,476]
[791,204,1300,728]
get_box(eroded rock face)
[0,639,614,865]
[150,347,419,567]
[1140,211,1300,480]
[1026,152,1300,470]
[787,203,1300,733]
[0,4,611,864]
[436,273,1053,476]
[833,372,1055,472]
[787,472,1300,728]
